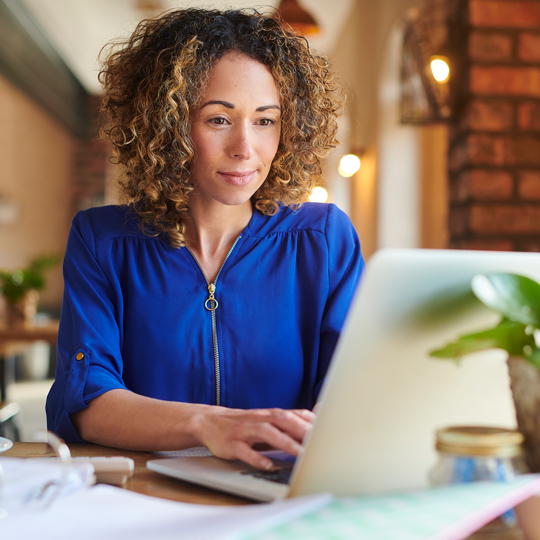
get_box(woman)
[46,9,364,470]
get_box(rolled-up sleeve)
[314,204,364,400]
[46,211,126,442]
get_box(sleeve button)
[75,352,85,361]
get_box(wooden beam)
[0,0,89,137]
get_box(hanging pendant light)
[274,0,321,37]
[135,0,165,18]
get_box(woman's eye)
[209,117,228,125]
[257,118,276,126]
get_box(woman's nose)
[228,124,254,160]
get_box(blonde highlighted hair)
[100,9,343,247]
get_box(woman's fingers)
[245,420,303,456]
[262,409,313,443]
[199,406,315,469]
[292,408,317,423]
[234,442,274,470]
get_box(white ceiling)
[18,0,355,94]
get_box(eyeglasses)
[0,431,92,519]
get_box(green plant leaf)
[1,277,27,304]
[471,273,540,326]
[429,319,534,359]
[28,254,60,273]
[23,270,45,290]
[0,254,59,304]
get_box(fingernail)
[263,460,273,470]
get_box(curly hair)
[99,8,344,248]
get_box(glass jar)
[430,426,528,539]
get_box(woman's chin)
[192,191,256,209]
[218,195,256,208]
[192,184,264,210]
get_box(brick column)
[448,0,540,251]
[71,95,113,216]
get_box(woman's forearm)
[71,389,316,469]
[72,389,208,451]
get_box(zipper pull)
[205,283,219,311]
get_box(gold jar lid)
[435,426,524,458]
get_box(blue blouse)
[46,202,364,442]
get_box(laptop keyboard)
[240,467,292,485]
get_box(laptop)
[147,248,540,501]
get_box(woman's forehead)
[200,52,281,107]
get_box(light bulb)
[430,56,450,83]
[309,186,328,203]
[338,154,361,177]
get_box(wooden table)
[4,442,252,506]
[0,322,59,401]
[0,322,59,345]
[6,444,540,538]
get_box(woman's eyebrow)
[200,100,234,109]
[256,105,281,112]
[199,100,281,112]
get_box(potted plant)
[431,272,540,472]
[0,255,60,328]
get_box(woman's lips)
[218,170,256,186]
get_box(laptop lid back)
[288,249,540,497]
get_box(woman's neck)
[184,198,253,282]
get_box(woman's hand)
[73,390,315,469]
[191,407,316,470]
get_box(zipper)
[186,235,242,406]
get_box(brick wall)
[448,0,540,251]
[71,95,112,217]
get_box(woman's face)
[189,52,281,209]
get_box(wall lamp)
[308,186,329,203]
[400,4,454,124]
[338,154,361,178]
[430,55,450,83]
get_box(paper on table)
[0,483,331,540]
[242,475,540,540]
[0,457,94,516]
[5,461,539,540]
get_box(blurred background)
[0,0,539,440]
